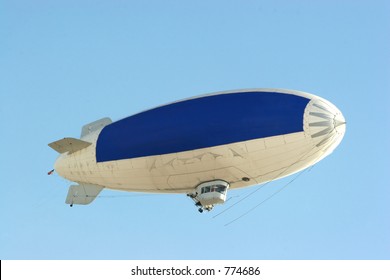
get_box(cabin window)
[201,184,227,194]
[201,186,210,194]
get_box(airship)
[49,88,346,212]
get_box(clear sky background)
[1,0,389,260]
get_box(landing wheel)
[198,208,204,213]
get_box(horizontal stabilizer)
[48,138,91,154]
[65,183,104,206]
[81,117,112,138]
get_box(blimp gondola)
[49,88,346,212]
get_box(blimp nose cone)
[304,97,346,150]
[334,115,346,128]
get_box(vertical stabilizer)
[65,183,104,206]
[81,117,112,138]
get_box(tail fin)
[65,183,104,206]
[48,117,112,154]
[48,138,91,154]
[81,117,112,138]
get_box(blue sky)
[1,0,389,259]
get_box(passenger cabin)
[196,180,229,209]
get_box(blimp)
[49,88,346,212]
